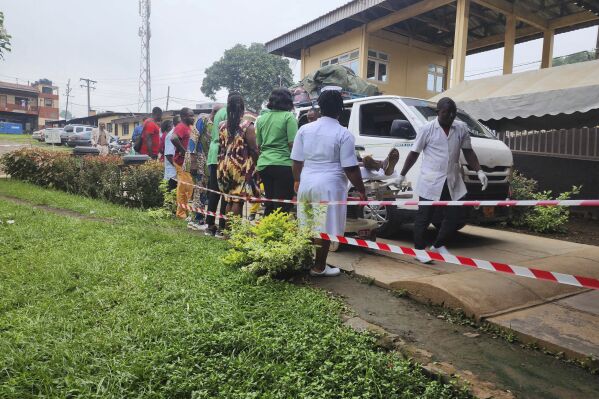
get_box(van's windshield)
[403,99,495,139]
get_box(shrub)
[225,210,313,281]
[508,170,539,226]
[525,186,581,233]
[147,179,177,219]
[1,148,163,209]
[508,170,581,233]
[121,160,163,208]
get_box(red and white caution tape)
[178,203,229,220]
[177,180,599,207]
[319,233,599,291]
[177,201,599,291]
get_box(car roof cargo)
[291,65,380,107]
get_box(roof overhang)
[266,0,599,59]
[431,59,599,124]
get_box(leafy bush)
[525,186,581,233]
[225,210,313,281]
[121,160,164,208]
[508,170,539,225]
[1,148,163,208]
[147,179,177,219]
[508,170,581,233]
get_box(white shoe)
[430,245,451,255]
[310,265,341,277]
[415,253,433,264]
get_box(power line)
[71,96,166,109]
[64,79,73,120]
[79,77,97,115]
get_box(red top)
[140,118,161,157]
[173,122,191,166]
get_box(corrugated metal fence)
[496,128,599,161]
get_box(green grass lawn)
[0,133,35,144]
[0,180,466,398]
[0,134,71,152]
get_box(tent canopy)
[432,60,599,129]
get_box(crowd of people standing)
[134,88,488,276]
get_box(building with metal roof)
[266,0,599,99]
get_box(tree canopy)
[201,43,293,111]
[0,11,11,60]
[60,110,73,120]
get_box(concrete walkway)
[327,225,599,362]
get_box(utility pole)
[64,79,73,120]
[138,0,151,113]
[165,85,170,111]
[596,26,599,60]
[79,77,97,115]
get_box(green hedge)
[1,148,163,208]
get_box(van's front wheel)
[363,204,401,238]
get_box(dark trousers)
[260,165,294,216]
[414,182,463,250]
[167,178,177,192]
[206,164,227,229]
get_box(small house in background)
[266,0,598,98]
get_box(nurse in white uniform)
[291,89,366,277]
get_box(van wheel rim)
[363,205,388,226]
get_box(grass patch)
[0,133,34,143]
[0,182,466,398]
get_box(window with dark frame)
[320,49,360,74]
[359,101,412,137]
[366,49,388,83]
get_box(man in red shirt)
[140,107,163,159]
[172,107,195,219]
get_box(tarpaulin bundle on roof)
[291,65,380,104]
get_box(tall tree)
[201,43,293,111]
[0,11,11,60]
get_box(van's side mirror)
[390,119,416,140]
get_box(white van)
[297,95,513,236]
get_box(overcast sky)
[1,0,597,118]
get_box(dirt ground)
[491,216,599,247]
[308,274,599,399]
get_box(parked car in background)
[67,130,93,147]
[42,128,64,144]
[32,129,45,141]
[60,124,93,145]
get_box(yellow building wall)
[301,27,363,76]
[300,27,449,100]
[368,33,448,98]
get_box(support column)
[541,29,554,69]
[452,0,470,84]
[503,14,516,75]
[300,48,306,78]
[359,24,370,80]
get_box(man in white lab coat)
[396,97,488,263]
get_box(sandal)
[382,148,400,176]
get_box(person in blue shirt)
[131,117,147,147]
